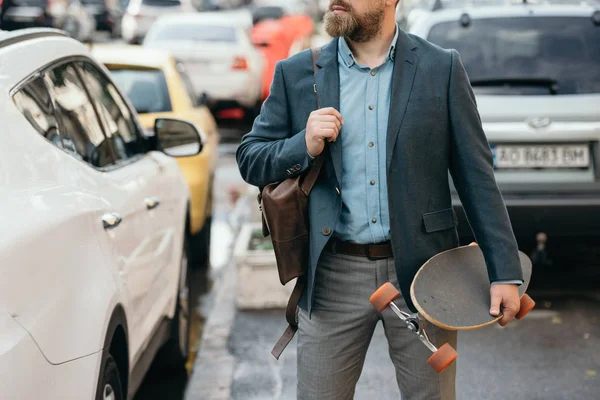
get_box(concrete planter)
[234,222,294,310]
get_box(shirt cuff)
[307,150,316,166]
[491,280,523,285]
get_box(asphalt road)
[228,293,600,400]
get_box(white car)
[143,11,265,122]
[0,28,203,399]
[121,0,195,44]
[408,1,600,259]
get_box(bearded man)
[236,1,524,399]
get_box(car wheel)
[155,238,190,370]
[96,355,124,400]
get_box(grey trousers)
[297,250,457,400]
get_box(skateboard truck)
[370,283,458,373]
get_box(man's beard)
[324,1,385,43]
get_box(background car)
[143,11,265,122]
[408,1,600,264]
[80,0,124,38]
[0,28,202,399]
[92,44,220,269]
[1,0,96,42]
[121,0,194,44]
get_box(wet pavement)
[228,293,600,400]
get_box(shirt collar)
[338,23,400,68]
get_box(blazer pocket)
[422,208,458,233]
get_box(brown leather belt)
[324,238,393,260]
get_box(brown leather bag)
[258,47,323,359]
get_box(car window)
[141,0,181,6]
[77,62,147,163]
[44,63,114,168]
[146,23,237,43]
[427,17,600,95]
[12,76,62,149]
[106,67,173,113]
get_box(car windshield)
[427,17,600,95]
[146,23,238,43]
[107,68,172,114]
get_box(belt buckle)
[365,244,379,261]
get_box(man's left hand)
[489,284,520,327]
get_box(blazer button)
[335,187,341,196]
[294,164,301,171]
[322,227,331,236]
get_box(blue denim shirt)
[331,27,399,244]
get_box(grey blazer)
[236,30,523,315]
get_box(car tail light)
[231,56,248,71]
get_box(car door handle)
[144,197,160,210]
[102,213,122,230]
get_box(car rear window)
[427,17,600,95]
[147,23,238,43]
[107,68,172,114]
[141,0,181,6]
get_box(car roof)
[90,44,173,69]
[152,10,252,27]
[0,28,91,90]
[417,2,599,23]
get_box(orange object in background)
[251,15,315,102]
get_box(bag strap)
[271,47,323,360]
[300,47,325,196]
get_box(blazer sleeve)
[236,61,311,188]
[447,49,524,283]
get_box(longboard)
[410,244,534,330]
[369,244,535,373]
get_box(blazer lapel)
[386,31,419,169]
[314,39,342,186]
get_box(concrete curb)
[185,255,236,399]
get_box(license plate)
[491,144,590,169]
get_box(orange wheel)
[369,282,400,312]
[515,294,536,320]
[427,343,458,373]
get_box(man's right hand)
[306,107,344,157]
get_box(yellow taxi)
[91,44,220,268]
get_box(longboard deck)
[410,245,533,330]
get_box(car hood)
[475,94,600,123]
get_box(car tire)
[96,354,124,400]
[191,216,212,269]
[155,238,191,370]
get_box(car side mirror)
[198,92,212,107]
[154,118,204,157]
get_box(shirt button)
[370,70,376,76]
[368,142,374,147]
[372,218,377,223]
[370,180,376,185]
[322,227,331,236]
[368,105,374,110]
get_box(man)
[236,1,524,398]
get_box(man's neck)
[346,18,397,68]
